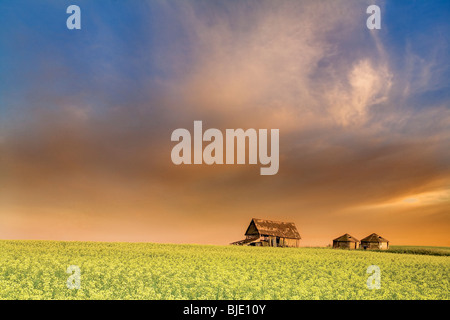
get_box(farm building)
[230,218,301,247]
[360,233,389,250]
[332,234,360,249]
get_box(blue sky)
[1,0,448,116]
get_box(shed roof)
[333,233,359,242]
[360,233,389,243]
[246,218,301,239]
[230,237,259,246]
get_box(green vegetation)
[0,240,448,300]
[383,246,450,256]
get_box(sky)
[0,0,449,246]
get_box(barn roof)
[230,237,259,246]
[360,233,389,243]
[333,233,359,242]
[246,218,301,239]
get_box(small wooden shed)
[230,218,301,247]
[360,233,389,250]
[332,233,360,249]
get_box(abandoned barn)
[360,233,389,250]
[332,233,360,249]
[230,218,301,247]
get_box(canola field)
[0,240,448,300]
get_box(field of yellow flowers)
[0,240,448,299]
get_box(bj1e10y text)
[228,304,266,316]
[183,304,266,317]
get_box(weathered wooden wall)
[361,242,388,250]
[282,238,297,247]
[333,241,359,249]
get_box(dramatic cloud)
[0,0,449,246]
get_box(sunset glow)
[0,0,449,247]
